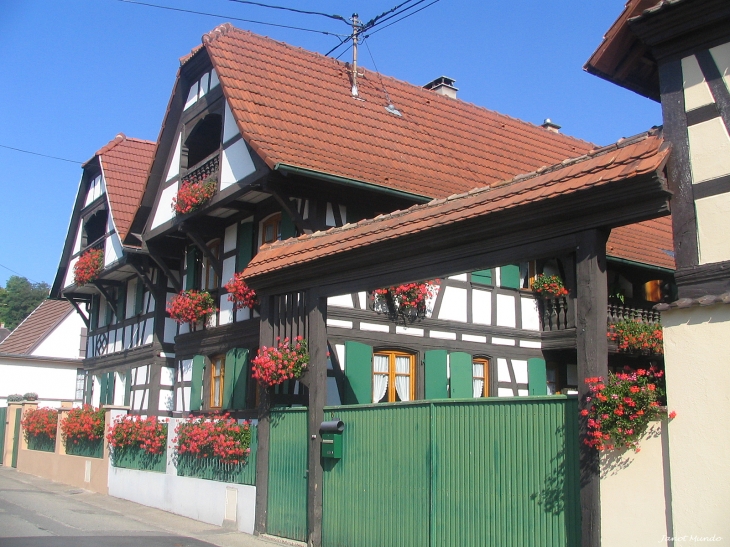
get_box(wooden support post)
[254,293,274,536]
[575,229,609,547]
[305,289,327,547]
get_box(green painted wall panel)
[344,341,372,405]
[236,222,253,271]
[267,408,308,542]
[449,352,473,399]
[528,358,548,396]
[280,210,296,240]
[424,350,448,399]
[471,269,493,285]
[500,264,521,289]
[322,404,430,547]
[0,407,6,465]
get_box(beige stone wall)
[600,420,672,547]
[663,304,730,540]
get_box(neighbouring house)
[0,299,86,407]
[586,0,730,542]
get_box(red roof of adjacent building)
[0,300,74,356]
[244,132,671,280]
[202,24,595,199]
[94,134,155,242]
[608,217,675,270]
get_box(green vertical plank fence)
[11,408,21,468]
[0,407,6,465]
[267,408,308,542]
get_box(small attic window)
[83,208,108,248]
[184,113,222,168]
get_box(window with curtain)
[472,357,490,397]
[209,355,225,408]
[373,350,415,403]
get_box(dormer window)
[184,113,222,169]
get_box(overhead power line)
[115,0,348,37]
[0,144,81,164]
[365,0,442,37]
[0,262,40,284]
[226,0,348,24]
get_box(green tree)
[0,276,51,331]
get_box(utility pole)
[351,13,360,97]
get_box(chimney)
[423,76,458,99]
[541,118,561,133]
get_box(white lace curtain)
[473,362,484,398]
[395,356,411,402]
[373,354,389,403]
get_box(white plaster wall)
[152,182,178,229]
[687,117,730,183]
[472,289,491,325]
[681,55,714,110]
[108,468,256,534]
[437,286,467,322]
[31,312,85,359]
[223,222,237,252]
[496,293,516,328]
[166,134,181,181]
[710,42,730,94]
[223,101,239,144]
[695,193,730,264]
[64,257,79,288]
[104,233,123,267]
[221,139,255,190]
[663,305,730,539]
[0,360,79,404]
[600,421,671,547]
[520,296,540,331]
[328,294,353,308]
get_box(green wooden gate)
[322,396,580,547]
[11,408,21,468]
[267,408,308,542]
[0,407,6,465]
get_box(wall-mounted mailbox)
[320,420,344,459]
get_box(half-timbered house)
[50,134,171,413]
[122,24,674,418]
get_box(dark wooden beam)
[265,179,314,234]
[181,222,223,279]
[303,289,327,547]
[147,247,182,292]
[92,281,118,316]
[575,229,609,547]
[65,296,90,328]
[220,201,257,213]
[254,294,274,536]
[130,263,156,295]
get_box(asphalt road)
[0,467,293,547]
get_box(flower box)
[172,176,217,215]
[108,415,168,472]
[61,406,105,458]
[27,434,56,453]
[531,273,569,298]
[66,438,104,458]
[112,447,167,473]
[21,407,58,452]
[74,249,104,286]
[373,281,438,323]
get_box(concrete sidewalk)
[0,466,300,547]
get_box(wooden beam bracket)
[147,246,182,292]
[181,222,223,279]
[92,281,119,316]
[65,296,90,328]
[130,263,157,295]
[265,179,314,235]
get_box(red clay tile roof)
[202,24,594,199]
[0,300,74,355]
[244,132,670,281]
[608,217,675,270]
[95,134,155,242]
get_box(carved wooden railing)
[539,298,661,332]
[182,153,220,185]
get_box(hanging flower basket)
[252,336,309,387]
[608,320,663,354]
[171,176,217,215]
[224,272,257,311]
[74,249,104,286]
[372,281,439,323]
[531,273,568,298]
[166,290,217,327]
[583,367,675,452]
[174,414,252,465]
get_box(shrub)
[107,415,168,455]
[174,414,252,465]
[7,394,24,402]
[252,336,309,387]
[21,407,58,442]
[74,249,104,286]
[61,406,105,446]
[23,392,38,401]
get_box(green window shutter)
[105,299,113,326]
[106,372,116,405]
[500,265,521,289]
[90,295,99,330]
[99,374,108,405]
[185,246,200,290]
[223,348,249,409]
[344,341,373,404]
[134,279,145,315]
[528,358,548,396]
[450,352,473,399]
[124,370,132,406]
[236,222,254,271]
[471,269,493,285]
[280,210,296,240]
[424,350,448,400]
[116,286,126,322]
[190,355,206,411]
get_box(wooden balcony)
[182,153,220,185]
[539,297,661,332]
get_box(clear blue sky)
[0,0,661,288]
